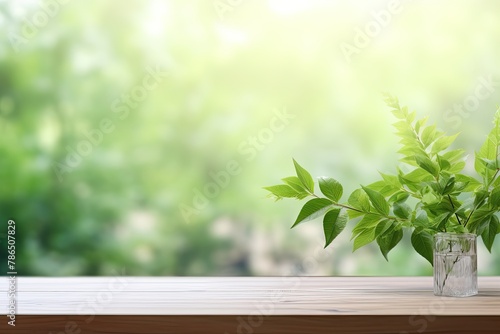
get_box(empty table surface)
[1,276,500,333]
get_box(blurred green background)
[1,0,499,276]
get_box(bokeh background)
[1,0,500,276]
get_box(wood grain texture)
[1,277,499,315]
[1,315,500,334]
[1,277,499,333]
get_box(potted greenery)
[265,95,500,297]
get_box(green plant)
[264,95,500,265]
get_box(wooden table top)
[2,276,500,316]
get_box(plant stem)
[439,254,461,294]
[438,240,464,294]
[464,209,474,228]
[309,193,409,223]
[399,187,421,199]
[463,168,499,228]
[486,169,499,189]
[447,194,462,226]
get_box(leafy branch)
[265,97,500,265]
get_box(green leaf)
[398,170,428,192]
[407,109,416,122]
[447,223,466,234]
[412,211,429,228]
[348,189,371,213]
[481,215,499,253]
[353,227,376,252]
[411,229,434,265]
[365,180,399,197]
[432,212,451,231]
[263,185,300,200]
[393,201,411,219]
[347,209,364,220]
[379,172,401,189]
[455,197,474,214]
[422,191,439,205]
[352,214,382,238]
[393,121,416,139]
[455,174,482,192]
[374,219,393,237]
[474,189,488,208]
[442,149,465,163]
[293,159,314,193]
[292,198,333,228]
[415,116,428,134]
[399,156,419,167]
[282,176,306,192]
[421,125,438,147]
[281,176,309,199]
[448,161,466,174]
[377,224,403,261]
[400,167,433,183]
[362,186,390,216]
[388,191,410,204]
[467,206,493,233]
[398,145,426,157]
[415,155,439,176]
[323,209,347,248]
[431,134,459,154]
[475,137,497,176]
[479,158,498,170]
[441,176,455,195]
[392,120,410,131]
[491,186,500,209]
[436,155,451,171]
[384,94,401,114]
[318,177,343,202]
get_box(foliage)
[1,1,500,276]
[265,96,500,265]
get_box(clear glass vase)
[433,232,477,297]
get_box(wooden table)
[1,277,500,333]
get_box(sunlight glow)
[143,0,170,38]
[268,0,326,16]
